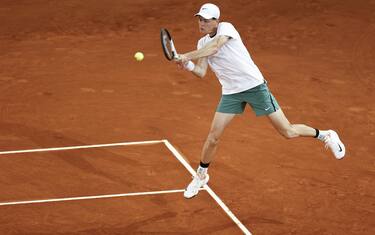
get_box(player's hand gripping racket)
[160,28,179,61]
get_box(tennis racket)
[160,28,179,60]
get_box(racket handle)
[170,39,178,59]
[173,53,180,60]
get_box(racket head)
[160,28,178,60]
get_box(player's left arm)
[179,35,231,62]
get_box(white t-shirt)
[197,22,264,94]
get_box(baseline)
[0,188,205,206]
[0,140,164,155]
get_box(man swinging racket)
[173,3,346,199]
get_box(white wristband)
[184,61,195,71]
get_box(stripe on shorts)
[270,94,276,111]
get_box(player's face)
[198,16,218,36]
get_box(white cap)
[195,3,220,20]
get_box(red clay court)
[0,0,374,234]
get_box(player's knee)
[207,132,220,146]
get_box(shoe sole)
[184,187,207,199]
[184,193,198,199]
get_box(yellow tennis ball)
[134,52,144,61]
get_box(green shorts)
[217,83,280,116]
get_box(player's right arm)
[183,35,230,61]
[179,35,230,78]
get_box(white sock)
[197,166,208,178]
[317,130,329,141]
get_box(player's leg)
[245,82,345,159]
[184,93,243,199]
[184,112,236,199]
[200,112,236,164]
[267,109,316,138]
[267,108,345,159]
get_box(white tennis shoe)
[184,174,209,199]
[324,130,346,159]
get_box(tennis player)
[175,3,346,199]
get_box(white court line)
[162,140,252,235]
[0,139,251,234]
[0,188,205,206]
[0,140,164,155]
